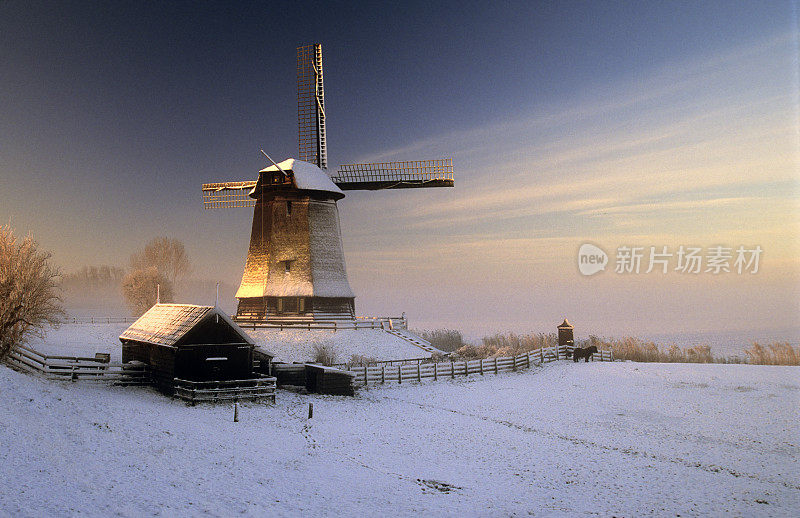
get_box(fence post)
[464,360,468,376]
[540,347,544,364]
[434,362,437,381]
[417,362,421,382]
[494,356,498,374]
[398,365,402,384]
[382,365,385,384]
[451,361,455,379]
[479,358,484,375]
[513,355,517,372]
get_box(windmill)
[202,44,454,322]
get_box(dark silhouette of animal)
[571,346,598,362]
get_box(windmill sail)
[297,43,327,169]
[202,181,257,209]
[331,159,454,190]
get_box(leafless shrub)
[413,329,466,352]
[686,345,714,363]
[454,332,558,360]
[130,237,191,286]
[312,343,337,366]
[121,267,173,316]
[348,354,378,366]
[427,352,448,363]
[0,225,65,360]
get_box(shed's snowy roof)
[119,304,254,347]
[259,158,344,198]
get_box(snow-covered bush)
[0,225,64,359]
[312,342,337,365]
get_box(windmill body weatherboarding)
[202,44,454,322]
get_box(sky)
[1,1,798,338]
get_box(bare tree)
[130,237,191,286]
[0,225,65,360]
[121,267,174,316]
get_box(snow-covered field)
[26,323,432,364]
[1,361,797,517]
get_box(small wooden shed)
[305,364,356,396]
[120,304,268,394]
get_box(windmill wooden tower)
[202,44,454,322]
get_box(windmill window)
[284,260,292,273]
[279,297,299,314]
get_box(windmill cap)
[558,318,573,329]
[257,158,344,198]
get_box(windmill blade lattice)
[332,159,454,190]
[202,181,257,209]
[297,44,327,169]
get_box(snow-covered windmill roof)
[119,304,255,347]
[259,158,344,198]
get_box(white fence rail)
[348,345,613,386]
[5,345,148,384]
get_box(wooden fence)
[65,317,137,324]
[5,345,149,384]
[348,345,613,386]
[236,315,408,331]
[173,376,277,404]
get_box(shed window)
[286,200,292,215]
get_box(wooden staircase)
[384,329,441,354]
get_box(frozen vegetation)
[1,360,798,516]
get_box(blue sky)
[1,1,798,336]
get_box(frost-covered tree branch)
[0,225,65,360]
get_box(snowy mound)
[248,328,433,364]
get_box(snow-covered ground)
[24,323,130,361]
[25,323,433,364]
[1,361,797,517]
[247,328,432,363]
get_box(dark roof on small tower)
[558,318,573,329]
[119,304,255,347]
